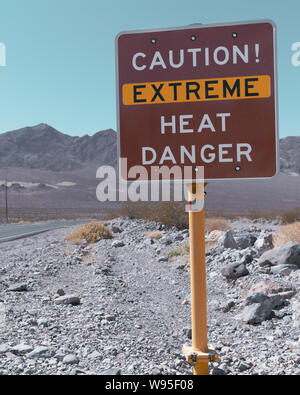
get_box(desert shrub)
[246,210,279,221]
[166,248,182,258]
[105,213,119,220]
[273,221,300,247]
[143,231,163,239]
[119,201,151,220]
[280,208,300,224]
[120,202,234,231]
[151,202,188,229]
[245,208,300,224]
[166,242,190,258]
[205,217,231,232]
[120,202,300,229]
[67,222,113,244]
[120,201,188,229]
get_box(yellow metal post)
[189,203,208,375]
[182,183,219,375]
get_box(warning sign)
[116,20,279,181]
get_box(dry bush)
[166,242,190,258]
[120,201,188,229]
[152,202,188,229]
[67,222,113,244]
[144,231,163,239]
[246,210,278,221]
[105,213,120,221]
[166,248,182,259]
[119,201,151,220]
[205,217,231,232]
[273,222,300,247]
[245,208,300,224]
[280,209,300,224]
[67,237,83,246]
[120,202,234,231]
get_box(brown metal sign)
[116,20,279,181]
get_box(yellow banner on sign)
[122,75,271,105]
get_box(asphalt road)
[0,220,88,243]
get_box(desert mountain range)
[0,124,117,171]
[0,123,298,175]
[0,123,299,214]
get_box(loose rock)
[258,242,300,268]
[221,262,249,280]
[254,233,273,253]
[27,347,55,359]
[63,354,79,365]
[111,240,125,248]
[218,230,237,249]
[7,283,28,292]
[54,294,81,306]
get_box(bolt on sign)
[116,20,279,181]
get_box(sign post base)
[182,344,220,374]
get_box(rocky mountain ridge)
[0,123,299,174]
[0,124,117,171]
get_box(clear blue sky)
[0,0,299,137]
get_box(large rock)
[221,262,249,280]
[218,230,237,249]
[235,235,257,249]
[240,292,282,324]
[258,242,300,268]
[240,303,272,324]
[254,233,273,253]
[245,293,282,308]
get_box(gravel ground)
[0,217,299,375]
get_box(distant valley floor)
[0,167,300,221]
